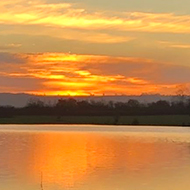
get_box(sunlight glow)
[1,52,190,95]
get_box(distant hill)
[0,93,188,107]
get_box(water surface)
[0,125,190,190]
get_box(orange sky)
[0,0,190,95]
[0,52,189,95]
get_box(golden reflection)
[31,134,89,187]
[0,132,190,189]
[30,134,121,188]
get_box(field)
[0,115,190,126]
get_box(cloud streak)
[0,0,190,34]
[0,43,22,50]
[158,41,190,49]
[0,52,190,95]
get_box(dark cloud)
[0,75,44,91]
[81,59,190,84]
[0,52,25,64]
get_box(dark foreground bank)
[0,115,190,126]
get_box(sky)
[0,0,190,95]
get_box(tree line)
[0,97,190,118]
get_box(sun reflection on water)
[0,131,190,190]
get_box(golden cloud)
[0,52,190,95]
[158,41,190,49]
[0,0,190,34]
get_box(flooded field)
[0,125,190,190]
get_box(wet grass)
[0,115,190,126]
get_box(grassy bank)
[0,115,190,126]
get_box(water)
[0,125,190,190]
